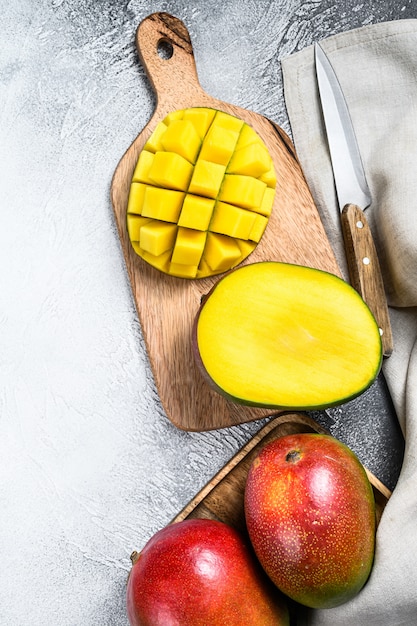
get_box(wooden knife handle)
[341,204,393,357]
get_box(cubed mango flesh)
[148,152,193,191]
[139,222,177,257]
[219,175,267,210]
[171,228,207,266]
[235,123,259,150]
[249,214,269,242]
[127,214,152,240]
[199,124,239,166]
[178,195,215,231]
[161,120,201,164]
[210,202,257,240]
[126,107,276,278]
[259,186,276,217]
[127,183,148,215]
[183,107,217,139]
[143,122,167,153]
[132,151,155,185]
[141,187,185,222]
[227,142,272,178]
[204,233,243,272]
[188,160,226,199]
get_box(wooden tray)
[171,413,391,529]
[111,13,341,431]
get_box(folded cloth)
[282,19,417,625]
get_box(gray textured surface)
[0,1,412,624]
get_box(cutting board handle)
[136,13,206,110]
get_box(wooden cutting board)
[111,12,341,431]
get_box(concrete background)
[1,1,413,624]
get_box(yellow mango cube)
[131,241,143,256]
[127,214,152,241]
[204,233,243,271]
[249,214,269,242]
[235,124,259,150]
[259,164,277,188]
[199,124,239,166]
[171,227,207,266]
[127,182,148,215]
[132,151,155,185]
[141,187,185,222]
[214,111,244,133]
[196,258,213,279]
[236,239,257,257]
[148,152,193,191]
[169,262,199,279]
[210,202,257,239]
[227,142,272,178]
[259,186,275,216]
[139,222,177,256]
[219,174,267,210]
[178,195,215,231]
[163,110,183,124]
[141,249,172,273]
[161,120,201,164]
[183,107,216,139]
[143,122,167,153]
[188,159,226,199]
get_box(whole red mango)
[126,518,289,625]
[244,433,376,609]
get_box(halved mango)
[194,262,382,410]
[126,107,276,278]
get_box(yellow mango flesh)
[195,262,382,409]
[127,108,276,278]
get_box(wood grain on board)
[111,13,341,431]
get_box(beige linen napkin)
[282,19,417,625]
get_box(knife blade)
[314,42,393,357]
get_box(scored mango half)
[126,108,276,278]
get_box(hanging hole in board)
[157,38,174,60]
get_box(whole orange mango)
[244,433,376,609]
[126,518,289,625]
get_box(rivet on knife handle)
[340,203,393,357]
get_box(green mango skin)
[244,434,376,609]
[126,518,289,626]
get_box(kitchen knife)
[315,42,393,357]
